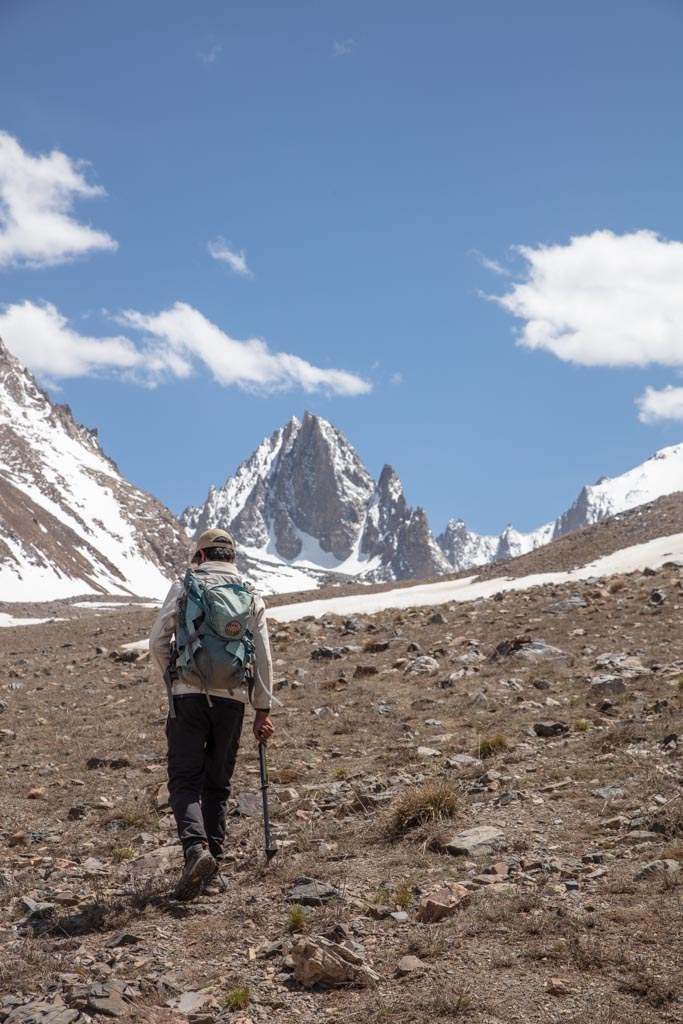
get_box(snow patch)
[71,600,161,609]
[0,612,65,627]
[267,530,683,622]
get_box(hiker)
[149,528,275,899]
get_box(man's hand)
[253,710,274,742]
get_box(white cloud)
[0,131,117,268]
[208,238,251,276]
[332,39,356,57]
[0,301,139,380]
[0,300,371,397]
[637,384,683,424]
[492,230,683,368]
[472,250,510,276]
[490,229,683,426]
[118,302,371,396]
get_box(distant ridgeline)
[1,336,682,601]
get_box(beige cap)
[192,528,236,560]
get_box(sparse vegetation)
[224,987,251,1011]
[384,781,459,839]
[431,983,476,1016]
[618,968,681,1008]
[394,878,412,909]
[0,940,56,993]
[3,551,683,1024]
[476,733,508,758]
[406,925,449,960]
[121,810,146,827]
[287,904,306,932]
[372,885,392,904]
[112,846,134,862]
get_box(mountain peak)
[0,341,187,599]
[376,464,405,507]
[182,418,448,591]
[437,440,683,574]
[0,334,21,368]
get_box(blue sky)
[1,0,682,536]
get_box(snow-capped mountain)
[553,443,683,535]
[4,321,680,602]
[437,518,556,571]
[0,337,187,601]
[438,442,683,571]
[182,412,450,592]
[184,412,683,591]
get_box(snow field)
[266,530,683,623]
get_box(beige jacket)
[149,561,274,711]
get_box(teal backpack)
[171,569,255,712]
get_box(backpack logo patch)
[225,620,242,637]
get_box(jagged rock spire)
[182,415,449,587]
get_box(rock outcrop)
[182,412,449,591]
[0,337,186,600]
[438,442,683,572]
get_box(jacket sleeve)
[250,594,274,711]
[149,580,183,678]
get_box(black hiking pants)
[166,694,245,858]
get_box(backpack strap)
[177,570,214,707]
[186,616,214,708]
[164,642,178,719]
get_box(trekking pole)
[258,741,278,862]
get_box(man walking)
[150,529,275,899]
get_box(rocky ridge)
[182,412,451,592]
[438,441,683,571]
[2,330,682,602]
[0,337,187,600]
[184,411,683,592]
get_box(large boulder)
[445,826,505,857]
[416,882,471,923]
[291,936,380,988]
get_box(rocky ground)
[0,555,682,1022]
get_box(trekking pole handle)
[259,740,269,787]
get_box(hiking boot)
[174,844,217,901]
[202,871,228,896]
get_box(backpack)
[174,568,255,703]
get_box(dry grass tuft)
[618,967,681,1008]
[394,878,413,909]
[429,982,477,1017]
[224,986,251,1011]
[662,839,683,861]
[384,780,459,840]
[651,797,683,838]
[287,904,306,932]
[405,925,449,960]
[0,939,70,995]
[476,734,508,759]
[357,979,477,1022]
